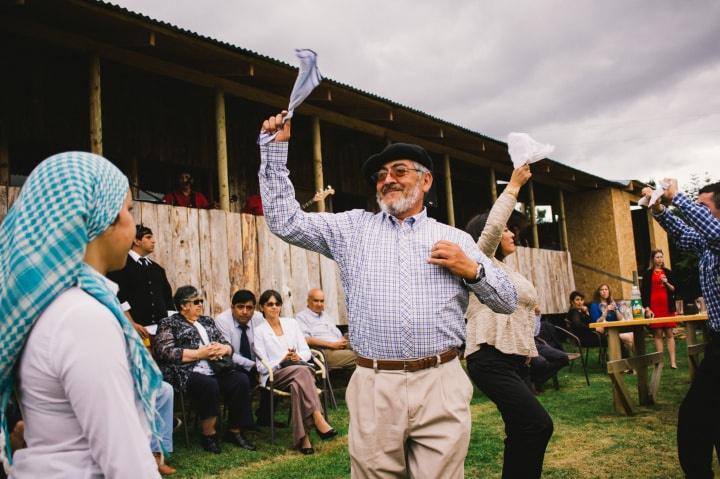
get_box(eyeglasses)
[264,302,282,307]
[188,299,204,305]
[372,164,424,183]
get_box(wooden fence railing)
[2,188,574,319]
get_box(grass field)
[168,337,717,478]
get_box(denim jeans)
[151,381,174,454]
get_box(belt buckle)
[403,360,409,372]
[434,353,442,368]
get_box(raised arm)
[258,112,360,261]
[477,165,531,257]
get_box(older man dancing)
[258,111,517,478]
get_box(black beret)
[361,143,434,185]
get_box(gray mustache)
[381,185,403,195]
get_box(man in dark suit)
[108,224,174,340]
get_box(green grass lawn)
[168,336,717,478]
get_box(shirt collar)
[383,207,427,228]
[128,250,148,263]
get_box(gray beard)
[376,180,423,218]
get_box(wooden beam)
[443,154,455,227]
[0,20,499,165]
[215,89,230,211]
[312,116,325,212]
[528,179,539,248]
[0,115,8,188]
[558,189,569,251]
[489,168,498,202]
[0,18,584,193]
[89,54,102,155]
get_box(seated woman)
[253,289,336,455]
[567,291,607,347]
[154,285,255,454]
[589,284,634,353]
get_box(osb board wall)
[613,190,639,299]
[565,188,626,299]
[504,246,576,314]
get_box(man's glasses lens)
[191,299,204,305]
[373,165,418,182]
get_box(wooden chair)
[257,349,329,443]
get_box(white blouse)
[253,317,312,386]
[11,272,159,479]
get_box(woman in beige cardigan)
[464,164,553,479]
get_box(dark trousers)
[530,341,570,386]
[185,370,253,430]
[677,332,720,478]
[235,366,273,424]
[467,345,553,479]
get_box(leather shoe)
[223,430,257,451]
[316,427,337,440]
[200,434,221,454]
[299,447,315,455]
[153,453,177,476]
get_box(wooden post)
[129,156,139,200]
[489,168,497,202]
[443,154,455,227]
[312,116,325,212]
[528,179,539,248]
[558,189,569,251]
[0,116,8,188]
[215,89,230,211]
[89,54,103,155]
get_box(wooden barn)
[0,0,671,320]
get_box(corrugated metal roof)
[85,0,505,147]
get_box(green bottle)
[630,285,643,320]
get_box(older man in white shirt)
[295,288,356,369]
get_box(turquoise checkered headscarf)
[0,152,163,469]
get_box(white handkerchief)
[507,132,555,168]
[258,49,323,145]
[638,181,669,207]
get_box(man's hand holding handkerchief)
[507,132,555,168]
[639,181,671,207]
[258,49,322,145]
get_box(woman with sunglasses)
[154,285,256,454]
[253,290,336,455]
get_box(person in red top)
[641,249,678,368]
[162,172,211,209]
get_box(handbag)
[198,330,235,375]
[208,355,235,375]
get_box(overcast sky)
[114,0,720,188]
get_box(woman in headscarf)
[0,152,163,478]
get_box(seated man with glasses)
[154,285,256,454]
[258,112,517,478]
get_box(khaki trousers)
[322,348,357,369]
[346,357,473,479]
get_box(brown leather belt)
[355,349,458,372]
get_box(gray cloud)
[113,0,720,187]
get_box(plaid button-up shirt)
[654,192,720,332]
[259,142,517,359]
